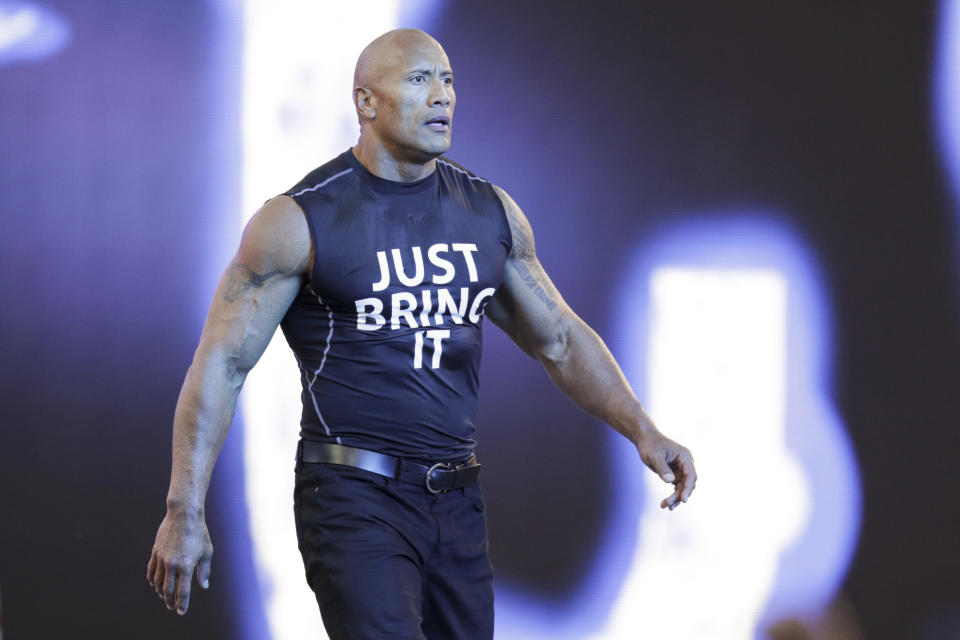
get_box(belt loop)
[391,456,403,485]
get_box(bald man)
[147,29,696,639]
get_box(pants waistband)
[297,440,482,494]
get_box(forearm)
[539,313,655,444]
[166,348,245,514]
[148,196,313,614]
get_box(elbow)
[192,343,251,392]
[225,354,253,388]
[534,315,572,367]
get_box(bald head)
[351,29,456,172]
[354,29,447,91]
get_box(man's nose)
[429,79,452,107]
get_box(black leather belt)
[297,440,482,494]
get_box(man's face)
[370,40,455,161]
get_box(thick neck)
[342,148,437,194]
[352,134,438,182]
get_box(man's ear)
[354,87,376,120]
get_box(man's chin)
[394,137,452,164]
[420,132,452,156]
[426,139,452,157]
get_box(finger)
[660,489,680,510]
[679,470,697,502]
[650,456,675,484]
[153,559,166,597]
[175,571,192,615]
[677,454,698,502]
[147,550,158,585]
[196,551,212,590]
[163,561,179,610]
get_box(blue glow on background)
[205,1,269,638]
[612,215,861,635]
[934,0,960,288]
[493,425,647,637]
[493,214,863,637]
[0,1,69,64]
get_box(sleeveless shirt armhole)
[437,157,513,256]
[289,194,323,288]
[490,184,515,257]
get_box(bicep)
[487,255,570,359]
[198,262,302,372]
[486,186,571,360]
[194,196,311,374]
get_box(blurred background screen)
[1,1,958,639]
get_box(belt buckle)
[425,462,452,494]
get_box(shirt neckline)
[342,148,438,194]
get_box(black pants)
[294,461,495,639]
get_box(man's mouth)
[425,116,450,131]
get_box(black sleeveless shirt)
[279,149,512,461]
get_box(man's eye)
[412,75,424,83]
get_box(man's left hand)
[636,433,697,510]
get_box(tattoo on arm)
[222,263,283,303]
[509,215,535,260]
[500,190,535,261]
[496,185,560,312]
[512,260,558,311]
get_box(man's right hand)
[144,196,308,615]
[146,509,213,615]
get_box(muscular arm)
[485,186,696,508]
[147,195,311,614]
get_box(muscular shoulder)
[236,195,312,277]
[493,185,535,261]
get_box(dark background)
[1,1,958,638]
